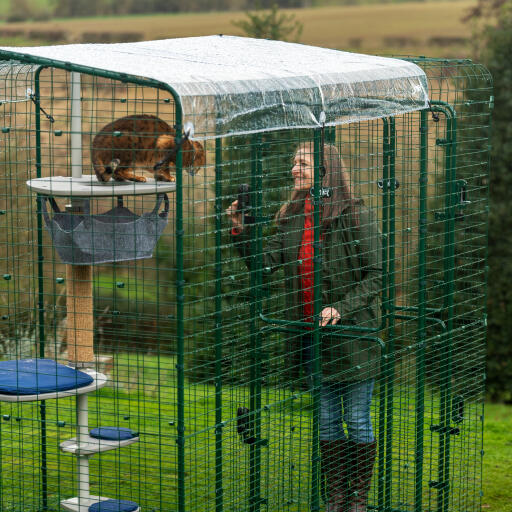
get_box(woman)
[227,143,382,512]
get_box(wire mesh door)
[219,123,390,512]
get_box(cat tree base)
[61,497,140,512]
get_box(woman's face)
[292,151,314,191]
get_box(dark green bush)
[480,13,512,402]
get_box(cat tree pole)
[67,71,95,509]
[67,71,94,368]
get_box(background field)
[0,1,476,57]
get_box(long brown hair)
[276,142,361,229]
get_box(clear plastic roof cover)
[0,36,429,139]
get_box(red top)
[299,195,321,323]
[232,195,321,323]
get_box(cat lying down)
[91,114,205,183]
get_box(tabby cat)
[91,114,205,183]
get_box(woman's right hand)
[226,200,244,233]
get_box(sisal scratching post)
[66,264,94,366]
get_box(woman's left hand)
[320,307,341,326]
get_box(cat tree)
[6,72,175,512]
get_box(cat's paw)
[154,173,175,182]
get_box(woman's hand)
[226,200,244,233]
[320,307,341,326]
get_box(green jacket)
[233,200,383,381]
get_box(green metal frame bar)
[384,117,396,512]
[260,327,386,351]
[415,108,428,512]
[310,129,322,512]
[381,118,390,320]
[392,305,442,315]
[34,64,49,512]
[214,137,224,512]
[429,101,457,512]
[394,314,446,332]
[259,314,381,333]
[479,88,493,512]
[0,51,176,94]
[377,117,391,512]
[249,134,265,512]
[174,108,186,512]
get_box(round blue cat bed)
[90,427,138,441]
[0,359,93,394]
[0,359,106,402]
[88,499,139,512]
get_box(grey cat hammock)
[27,175,175,265]
[41,193,169,265]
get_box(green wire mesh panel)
[0,54,491,512]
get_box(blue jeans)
[300,335,375,443]
[319,379,375,443]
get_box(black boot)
[348,441,377,512]
[320,439,351,512]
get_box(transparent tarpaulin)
[0,35,429,139]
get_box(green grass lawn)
[0,353,508,511]
[482,402,512,512]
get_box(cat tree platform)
[0,359,106,402]
[26,175,176,197]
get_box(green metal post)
[310,129,322,512]
[429,101,457,512]
[384,118,396,512]
[34,66,48,512]
[249,134,264,512]
[415,109,428,512]
[377,118,390,512]
[440,107,457,512]
[175,106,186,512]
[214,137,224,512]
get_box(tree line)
[469,0,512,402]
[5,0,311,22]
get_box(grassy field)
[481,403,512,511]
[0,1,477,57]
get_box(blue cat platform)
[60,427,140,455]
[0,359,106,401]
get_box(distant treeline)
[54,0,310,17]
[5,0,312,22]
